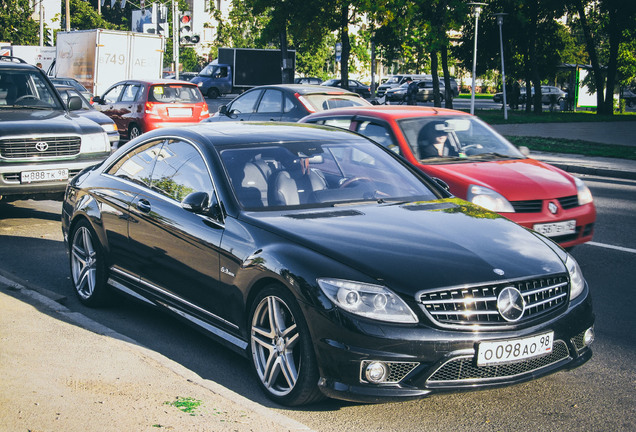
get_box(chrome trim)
[107,278,155,305]
[415,273,566,296]
[109,266,239,330]
[162,303,248,351]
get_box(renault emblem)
[497,286,525,322]
[35,141,49,152]
[548,202,558,214]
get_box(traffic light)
[179,11,193,44]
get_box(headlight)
[574,177,593,205]
[317,278,418,324]
[467,185,515,213]
[566,254,586,299]
[80,132,110,153]
[100,123,117,133]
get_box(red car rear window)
[148,85,203,104]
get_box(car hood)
[0,109,104,135]
[242,198,566,295]
[422,158,577,201]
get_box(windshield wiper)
[466,152,516,159]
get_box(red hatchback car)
[93,79,209,141]
[301,106,596,249]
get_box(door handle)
[137,199,151,213]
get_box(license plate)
[533,220,576,237]
[21,169,68,184]
[477,332,554,366]
[168,107,192,117]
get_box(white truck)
[55,29,165,97]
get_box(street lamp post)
[494,13,508,120]
[468,3,486,115]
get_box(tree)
[571,0,636,115]
[0,0,39,45]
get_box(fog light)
[365,362,388,383]
[584,327,595,346]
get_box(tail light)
[145,101,160,117]
[295,92,316,113]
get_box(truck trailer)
[55,29,165,97]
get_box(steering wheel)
[339,176,374,189]
[14,95,40,104]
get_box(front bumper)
[304,288,594,403]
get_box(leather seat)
[268,170,299,206]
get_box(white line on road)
[586,241,636,254]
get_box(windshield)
[385,76,402,84]
[0,70,62,109]
[219,137,439,210]
[398,116,525,161]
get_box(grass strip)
[506,136,636,160]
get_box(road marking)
[586,241,636,254]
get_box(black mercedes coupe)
[61,122,594,406]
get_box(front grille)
[417,274,569,327]
[511,199,542,213]
[427,340,569,384]
[0,136,81,159]
[558,195,579,209]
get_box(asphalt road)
[0,174,635,431]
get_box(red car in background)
[301,106,596,249]
[93,79,209,141]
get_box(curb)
[0,272,316,432]
[538,162,636,180]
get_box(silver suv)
[0,56,110,202]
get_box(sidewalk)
[0,275,314,432]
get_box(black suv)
[0,56,111,202]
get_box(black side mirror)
[92,96,104,104]
[182,191,210,213]
[218,105,229,115]
[67,96,83,111]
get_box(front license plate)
[168,107,192,117]
[533,220,576,237]
[21,169,68,184]
[477,332,554,366]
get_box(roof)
[300,105,471,122]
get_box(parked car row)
[493,85,567,105]
[385,79,453,103]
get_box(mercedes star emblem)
[497,286,525,322]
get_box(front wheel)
[249,286,324,406]
[207,88,220,99]
[70,220,111,306]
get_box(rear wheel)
[69,220,110,306]
[129,124,142,140]
[207,88,220,99]
[249,285,324,406]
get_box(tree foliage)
[0,0,40,45]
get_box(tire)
[129,124,142,140]
[248,285,324,406]
[207,88,220,99]
[69,220,111,307]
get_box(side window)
[229,90,261,114]
[356,121,399,154]
[256,89,282,113]
[283,94,296,112]
[107,140,166,187]
[150,140,213,202]
[103,84,125,104]
[322,118,354,131]
[121,84,141,102]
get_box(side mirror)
[182,191,210,213]
[67,96,83,111]
[518,146,530,157]
[432,177,450,191]
[218,105,229,115]
[92,96,104,104]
